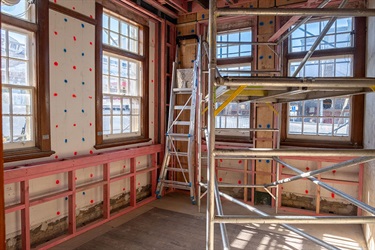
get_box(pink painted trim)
[358,163,364,216]
[29,190,73,207]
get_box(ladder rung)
[167,133,192,141]
[173,121,191,126]
[173,88,193,93]
[174,106,191,110]
[169,152,188,157]
[165,167,189,173]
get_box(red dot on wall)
[73,124,76,127]
[90,15,93,19]
[55,125,58,128]
[151,80,154,83]
[89,96,93,99]
[90,174,93,178]
[238,160,242,164]
[56,180,60,184]
[54,0,57,3]
[123,165,126,168]
[281,187,284,190]
[89,150,93,154]
[90,199,94,204]
[332,170,336,174]
[305,190,309,194]
[138,182,140,186]
[89,123,92,126]
[151,60,154,63]
[238,180,242,184]
[219,177,222,182]
[54,62,58,66]
[72,6,75,10]
[54,31,58,35]
[73,66,77,70]
[55,155,59,159]
[72,94,76,98]
[306,167,310,171]
[74,152,77,156]
[73,36,77,41]
[282,166,285,168]
[219,159,223,162]
[331,193,335,198]
[57,211,60,216]
[123,188,126,191]
[90,42,93,45]
[53,92,58,96]
[75,177,78,181]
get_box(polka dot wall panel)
[49,10,96,158]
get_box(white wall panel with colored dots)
[49,9,96,159]
[49,0,95,19]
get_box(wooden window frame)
[280,17,365,149]
[1,1,53,162]
[94,2,150,149]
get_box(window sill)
[94,136,152,150]
[281,139,362,149]
[4,147,55,163]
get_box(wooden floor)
[53,192,368,250]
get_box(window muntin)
[102,12,142,55]
[102,53,142,138]
[1,26,35,149]
[287,55,352,140]
[215,101,250,129]
[1,0,35,22]
[289,97,350,137]
[101,11,144,141]
[217,28,251,58]
[290,55,353,77]
[290,18,353,53]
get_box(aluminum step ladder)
[156,47,199,204]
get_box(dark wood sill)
[281,139,363,149]
[94,137,152,150]
[4,148,55,163]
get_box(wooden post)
[130,158,136,207]
[21,180,30,250]
[103,164,110,219]
[68,170,77,234]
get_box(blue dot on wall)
[260,55,264,59]
[268,55,272,59]
[64,109,67,113]
[82,52,85,56]
[82,138,85,142]
[64,79,68,83]
[65,197,68,201]
[65,139,68,143]
[82,81,85,85]
[260,22,264,26]
[64,48,67,53]
[64,18,68,22]
[270,20,274,24]
[82,109,85,113]
[81,23,85,28]
[82,192,86,195]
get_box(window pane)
[112,116,121,134]
[102,29,109,45]
[121,22,129,36]
[109,31,119,47]
[123,116,130,133]
[102,75,109,93]
[123,98,130,114]
[132,98,140,115]
[1,0,29,21]
[120,60,128,77]
[9,59,28,85]
[1,29,7,57]
[103,55,109,74]
[303,117,317,135]
[2,88,10,114]
[2,58,7,83]
[8,31,27,60]
[12,88,31,115]
[110,17,119,32]
[120,36,129,51]
[129,25,138,39]
[289,118,302,134]
[103,96,111,114]
[113,98,121,115]
[103,116,111,135]
[109,77,119,94]
[109,57,119,76]
[334,118,350,136]
[2,116,10,142]
[13,116,31,141]
[103,14,109,29]
[318,117,332,136]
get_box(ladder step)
[165,167,189,173]
[160,180,192,190]
[166,133,192,141]
[173,88,193,94]
[174,106,191,110]
[169,152,188,157]
[173,121,191,126]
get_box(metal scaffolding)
[204,1,375,249]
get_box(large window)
[216,102,250,129]
[1,1,51,161]
[2,27,34,149]
[96,7,148,148]
[286,18,356,142]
